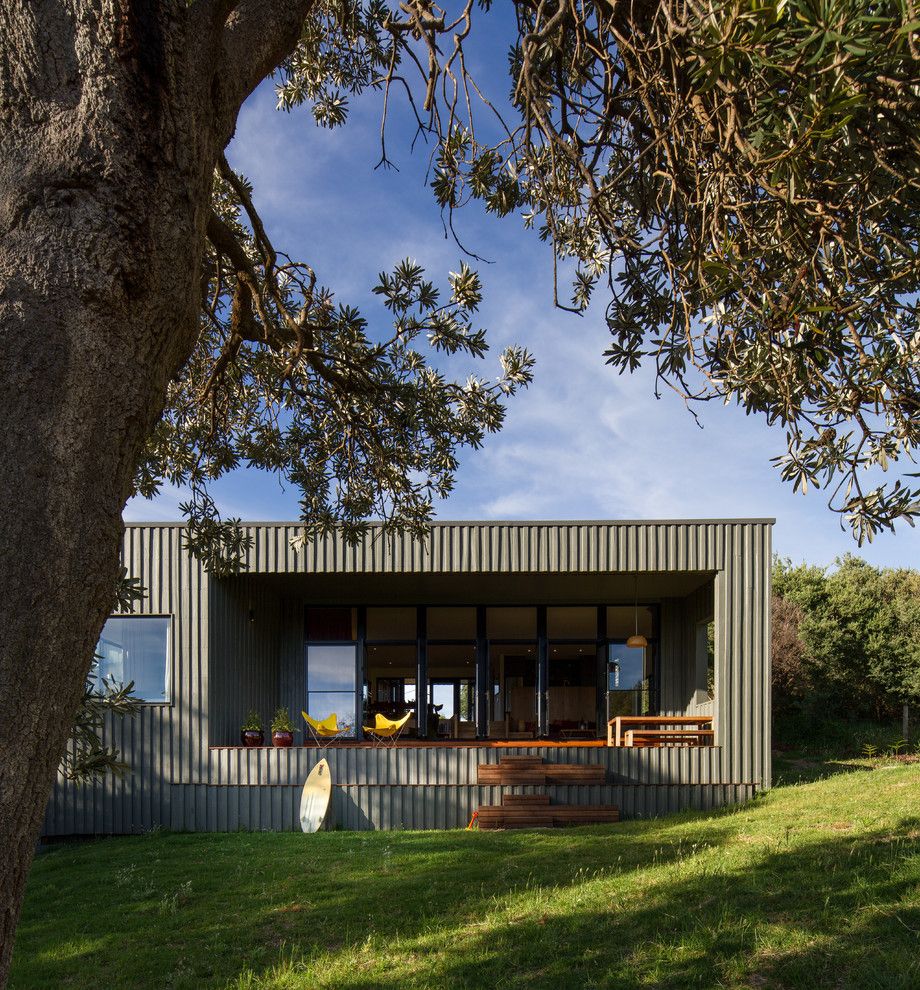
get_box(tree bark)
[0,2,312,982]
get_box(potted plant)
[271,707,297,748]
[240,710,264,747]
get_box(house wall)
[209,577,283,746]
[42,519,771,834]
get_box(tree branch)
[220,0,319,110]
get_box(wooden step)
[502,793,551,806]
[476,804,620,830]
[478,762,606,785]
[478,765,546,785]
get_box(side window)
[695,619,715,703]
[95,616,171,703]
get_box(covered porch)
[208,568,718,749]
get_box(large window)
[95,616,170,703]
[607,642,653,717]
[428,644,476,737]
[488,643,536,738]
[548,643,596,736]
[364,643,417,733]
[305,644,357,732]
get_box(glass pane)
[364,643,417,734]
[95,616,170,703]
[427,607,476,640]
[547,607,597,640]
[488,643,536,738]
[487,607,536,639]
[428,643,476,737]
[307,644,356,693]
[607,605,654,639]
[366,607,417,641]
[305,607,356,641]
[548,643,596,736]
[305,692,356,732]
[607,643,645,690]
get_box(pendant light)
[626,572,648,649]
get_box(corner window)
[95,616,171,703]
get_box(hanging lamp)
[626,572,648,649]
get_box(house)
[43,519,772,833]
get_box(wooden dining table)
[607,714,713,747]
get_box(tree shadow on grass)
[12,807,920,990]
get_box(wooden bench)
[607,715,714,747]
[623,728,715,748]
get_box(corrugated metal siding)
[42,744,755,834]
[235,520,767,575]
[42,519,772,834]
[209,577,283,746]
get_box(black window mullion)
[355,607,366,740]
[475,606,487,737]
[416,606,428,738]
[596,605,607,738]
[537,606,548,736]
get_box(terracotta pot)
[241,729,264,747]
[272,730,294,748]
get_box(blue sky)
[126,71,919,571]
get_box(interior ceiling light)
[626,572,648,649]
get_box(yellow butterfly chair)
[302,711,349,749]
[363,711,412,748]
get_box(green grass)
[10,761,920,990]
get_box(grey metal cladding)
[42,519,772,833]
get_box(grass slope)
[10,762,920,990]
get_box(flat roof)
[126,518,776,527]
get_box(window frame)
[95,613,174,706]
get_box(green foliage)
[241,709,263,732]
[132,1,920,568]
[59,570,145,783]
[270,708,296,733]
[773,555,920,720]
[271,0,920,544]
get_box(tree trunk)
[903,703,910,744]
[0,3,234,980]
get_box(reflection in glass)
[607,642,653,717]
[94,616,170,703]
[306,644,356,733]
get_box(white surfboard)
[299,758,333,833]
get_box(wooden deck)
[211,738,609,750]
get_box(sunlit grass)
[10,761,920,990]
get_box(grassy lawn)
[10,761,920,990]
